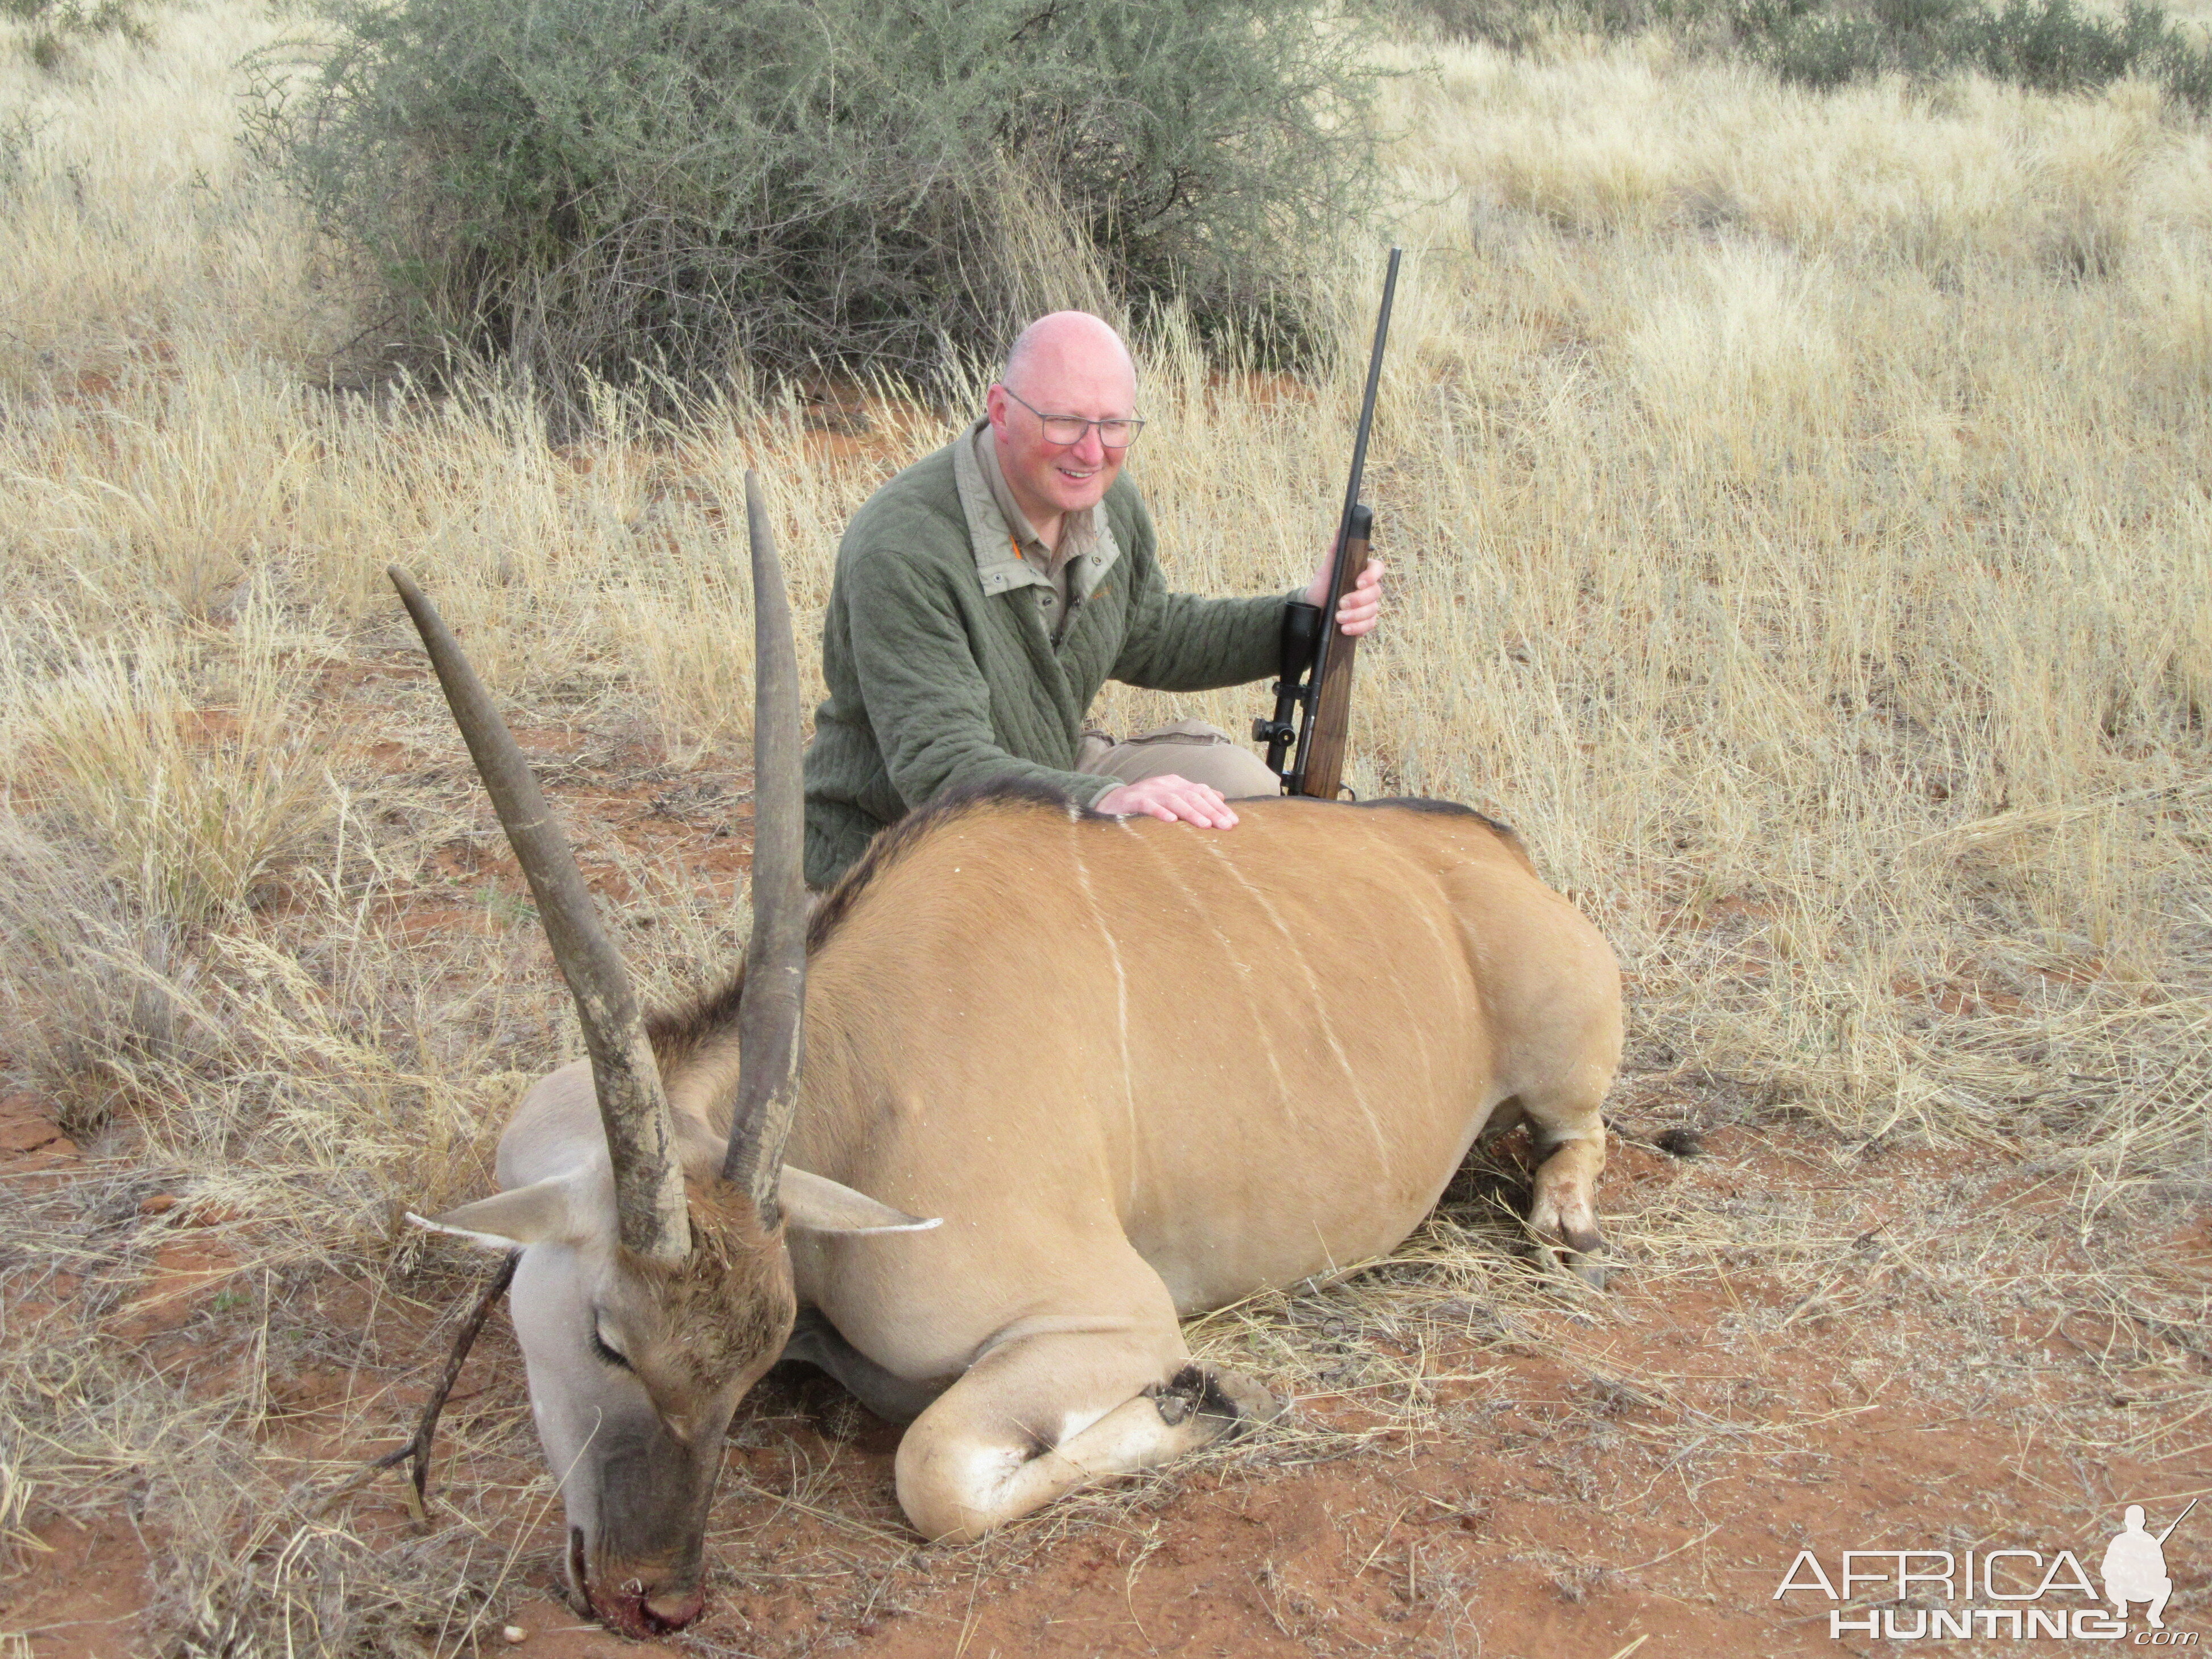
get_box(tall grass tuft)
[7,604,335,931]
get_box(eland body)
[395,478,1620,1637]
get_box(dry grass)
[1,0,2207,1652]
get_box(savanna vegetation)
[1420,0,2212,104]
[246,0,1381,405]
[1,0,2207,1648]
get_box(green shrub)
[254,0,1380,401]
[2161,25,2212,108]
[1763,13,1885,85]
[3,0,151,71]
[1728,0,2212,106]
[1979,0,2173,89]
[1401,0,2210,112]
[1404,0,1654,48]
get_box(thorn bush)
[251,0,1381,406]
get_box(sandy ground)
[6,1078,2202,1657]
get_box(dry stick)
[364,1250,522,1522]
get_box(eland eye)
[589,1325,633,1371]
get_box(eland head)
[390,474,931,1636]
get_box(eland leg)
[1520,1077,1611,1281]
[892,1284,1279,1544]
[782,1307,946,1425]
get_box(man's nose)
[1070,424,1107,465]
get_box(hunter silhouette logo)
[1773,1500,2194,1641]
[2104,1501,2193,1630]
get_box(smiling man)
[801,311,1383,890]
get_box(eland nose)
[587,1574,705,1637]
[588,1585,703,1638]
[644,1586,705,1629]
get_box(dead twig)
[316,1251,519,1522]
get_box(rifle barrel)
[1335,246,1401,575]
[2157,1497,2197,1545]
[1289,247,1400,797]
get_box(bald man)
[802,311,1383,890]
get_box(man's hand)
[1305,555,1385,638]
[1094,774,1240,828]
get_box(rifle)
[1254,246,1401,798]
[2157,1499,2197,1546]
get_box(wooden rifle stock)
[1257,247,1399,798]
[1294,503,1372,798]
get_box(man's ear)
[781,1165,941,1235]
[408,1175,586,1250]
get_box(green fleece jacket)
[802,435,1289,889]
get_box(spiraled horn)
[720,472,806,1225]
[388,567,691,1264]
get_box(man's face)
[986,340,1137,529]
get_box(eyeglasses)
[1001,386,1145,449]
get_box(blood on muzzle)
[572,1413,723,1635]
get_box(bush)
[254,0,1380,402]
[1722,0,2212,105]
[1400,0,2210,112]
[1725,0,2212,105]
[1405,0,1656,49]
[3,0,152,72]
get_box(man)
[802,311,1384,891]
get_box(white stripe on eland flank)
[1071,841,1139,1206]
[1192,836,1390,1170]
[1398,867,1459,1103]
[1126,828,1300,1128]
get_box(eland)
[389,474,1620,1637]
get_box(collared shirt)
[969,422,1097,643]
[803,432,1286,888]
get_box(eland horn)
[387,567,692,1263]
[720,471,806,1225]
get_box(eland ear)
[409,1175,587,1249]
[781,1166,940,1235]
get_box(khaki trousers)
[1074,717,1284,800]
